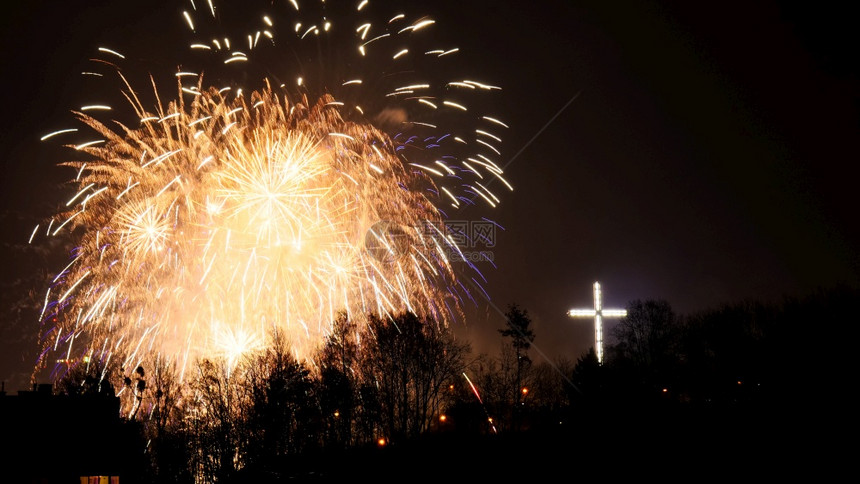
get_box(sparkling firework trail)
[33,0,511,385]
[462,372,497,433]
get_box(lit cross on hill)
[567,282,627,365]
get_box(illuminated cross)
[567,281,627,365]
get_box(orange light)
[377,438,387,447]
[333,410,340,418]
[662,388,668,393]
[521,387,529,395]
[439,414,447,422]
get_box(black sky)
[446,0,859,361]
[1,0,858,387]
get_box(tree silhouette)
[498,303,535,430]
[126,365,147,420]
[359,312,469,442]
[610,298,679,400]
[142,356,191,484]
[184,358,245,483]
[242,329,319,467]
[527,357,574,429]
[54,357,117,398]
[568,347,608,410]
[32,286,858,483]
[315,311,360,448]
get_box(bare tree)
[54,356,117,398]
[183,358,242,483]
[241,329,320,467]
[467,350,514,433]
[141,356,191,484]
[315,311,360,448]
[359,312,469,442]
[611,299,677,372]
[527,358,575,426]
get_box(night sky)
[1,0,857,390]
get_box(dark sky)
[1,0,857,388]
[442,0,860,362]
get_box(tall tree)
[609,298,678,400]
[142,356,191,484]
[498,303,535,428]
[184,358,241,483]
[242,329,319,466]
[359,312,469,442]
[611,299,676,368]
[316,311,360,448]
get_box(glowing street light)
[567,282,627,364]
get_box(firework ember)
[33,0,510,383]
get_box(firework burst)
[33,0,510,385]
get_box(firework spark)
[33,0,510,385]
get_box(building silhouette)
[1,381,143,483]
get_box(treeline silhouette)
[5,285,851,482]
